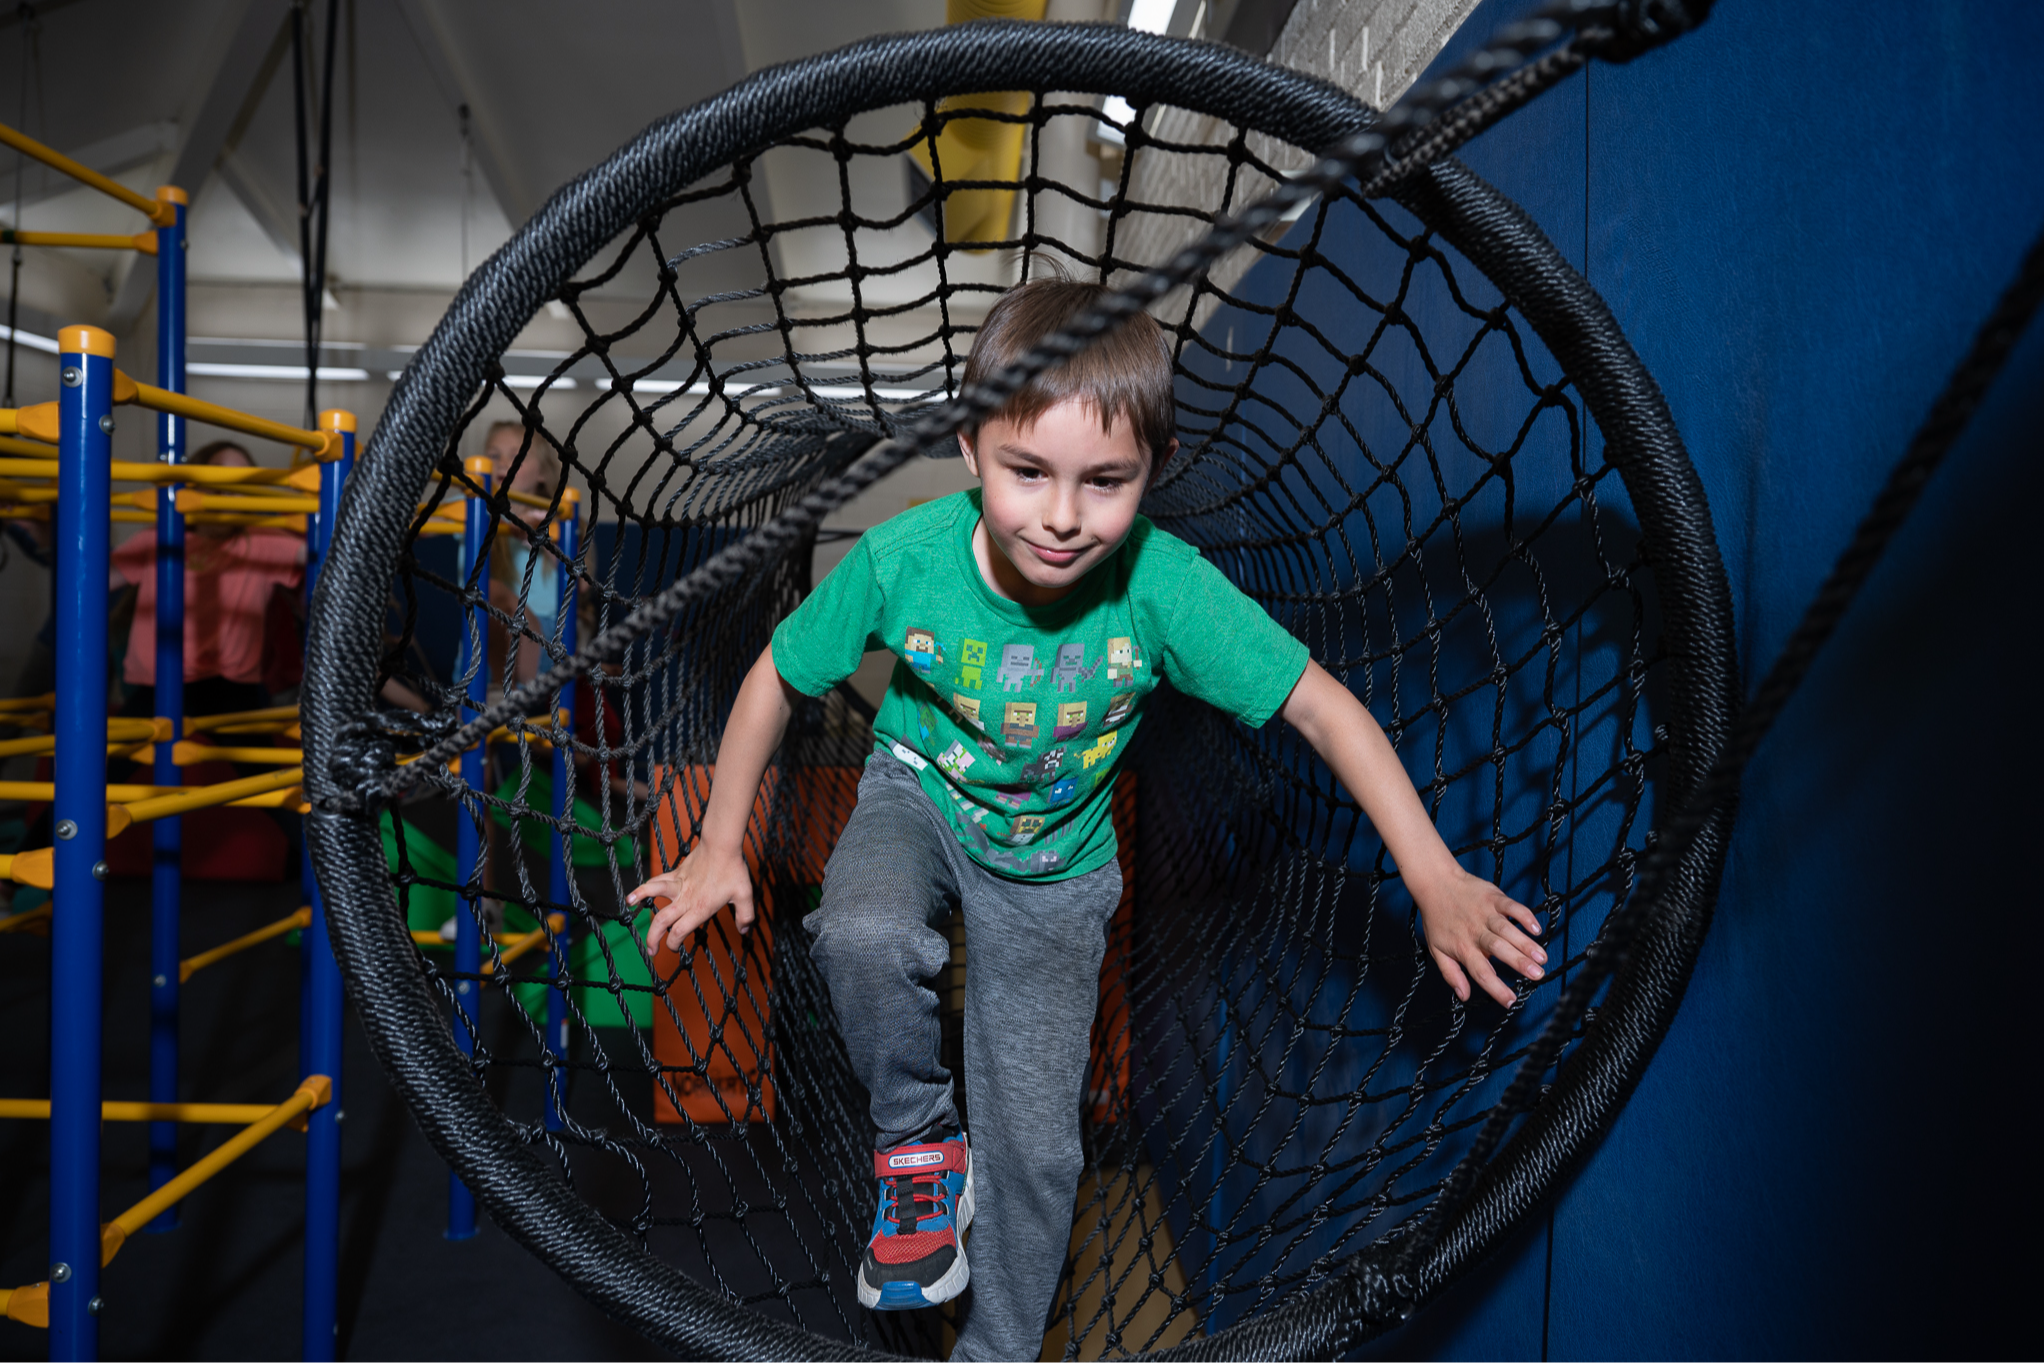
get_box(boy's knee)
[807,898,949,986]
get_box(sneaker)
[858,1129,972,1310]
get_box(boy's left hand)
[1412,868,1546,1009]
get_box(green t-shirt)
[771,489,1310,880]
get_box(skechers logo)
[888,1150,946,1169]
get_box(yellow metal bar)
[171,741,303,766]
[0,404,57,443]
[0,693,53,712]
[175,487,321,515]
[0,1096,287,1124]
[119,766,304,824]
[2,1280,45,1327]
[0,434,58,458]
[0,457,302,487]
[5,807,135,889]
[183,705,299,735]
[482,912,568,975]
[112,371,339,458]
[98,1075,332,1266]
[0,902,51,933]
[0,228,155,255]
[0,123,176,225]
[179,906,312,982]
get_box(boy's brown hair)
[960,277,1176,465]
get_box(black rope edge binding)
[303,8,1729,1359]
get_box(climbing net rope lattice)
[301,10,1761,1359]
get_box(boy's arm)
[628,643,799,951]
[1280,660,1547,1008]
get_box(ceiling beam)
[392,0,535,231]
[107,0,298,331]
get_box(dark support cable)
[293,0,338,431]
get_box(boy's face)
[958,397,1171,604]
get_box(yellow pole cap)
[155,185,188,206]
[319,409,357,433]
[59,325,116,359]
[558,486,580,507]
[465,455,493,477]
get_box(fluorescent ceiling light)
[501,375,577,390]
[0,324,59,354]
[187,362,372,381]
[1127,0,1174,30]
[810,385,933,402]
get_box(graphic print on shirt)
[1080,730,1118,770]
[1045,774,1079,806]
[1106,635,1144,688]
[1021,745,1065,786]
[1051,642,1098,691]
[991,786,1027,812]
[1002,700,1039,748]
[1053,700,1087,740]
[1103,692,1135,727]
[937,740,976,779]
[959,638,988,689]
[953,693,985,732]
[1008,814,1045,845]
[997,643,1044,690]
[906,626,944,675]
[915,700,941,748]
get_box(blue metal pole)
[300,410,352,1359]
[50,324,116,1360]
[545,490,579,1132]
[147,186,188,1232]
[448,454,492,1240]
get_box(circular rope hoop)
[303,20,1734,1359]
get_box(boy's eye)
[1090,477,1122,492]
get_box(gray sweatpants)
[805,753,1122,1362]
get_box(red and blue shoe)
[858,1129,972,1310]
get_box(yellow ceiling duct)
[906,0,1049,249]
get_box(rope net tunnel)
[302,15,1735,1360]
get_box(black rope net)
[305,14,1736,1359]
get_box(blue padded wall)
[1303,0,2044,1355]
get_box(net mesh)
[370,76,1674,1358]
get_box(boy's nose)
[1043,484,1080,535]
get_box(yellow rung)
[118,766,304,824]
[0,457,306,488]
[0,903,51,934]
[0,123,177,225]
[482,912,569,975]
[97,1076,332,1268]
[110,371,340,459]
[178,906,313,982]
[183,705,300,735]
[0,1096,289,1124]
[0,228,156,255]
[0,434,58,458]
[171,741,304,766]
[175,487,321,515]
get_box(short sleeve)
[770,538,887,696]
[1158,553,1310,729]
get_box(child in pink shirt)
[110,441,305,717]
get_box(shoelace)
[884,1171,949,1234]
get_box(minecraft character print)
[1106,636,1144,687]
[997,643,1044,690]
[906,627,944,676]
[953,694,985,731]
[1021,745,1065,785]
[1053,700,1087,740]
[1002,701,1039,749]
[1008,814,1046,845]
[916,701,941,747]
[936,741,976,779]
[991,786,1027,812]
[959,638,987,689]
[1051,642,1098,692]
[1080,730,1118,770]
[1103,692,1134,727]
[1045,774,1079,806]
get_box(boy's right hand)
[628,844,755,955]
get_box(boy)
[628,279,1546,1360]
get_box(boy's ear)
[957,428,980,477]
[1150,438,1179,479]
